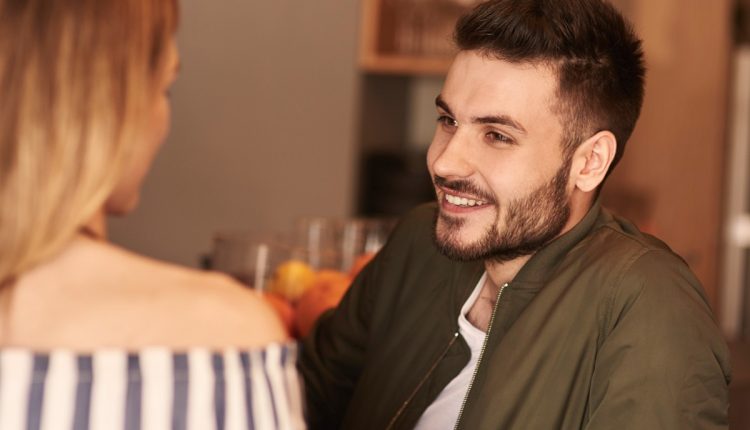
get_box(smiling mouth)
[442,192,490,208]
[433,177,494,210]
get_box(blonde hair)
[0,0,178,284]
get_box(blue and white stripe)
[0,343,305,430]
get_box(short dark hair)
[455,0,645,173]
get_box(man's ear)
[571,131,617,193]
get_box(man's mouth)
[444,193,489,208]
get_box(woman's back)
[0,239,304,430]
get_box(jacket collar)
[511,200,603,287]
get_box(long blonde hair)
[0,0,178,284]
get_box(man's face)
[427,51,573,262]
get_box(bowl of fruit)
[209,217,394,337]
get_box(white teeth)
[445,194,486,207]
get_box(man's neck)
[483,255,532,289]
[467,258,531,332]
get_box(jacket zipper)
[453,282,509,430]
[384,332,460,430]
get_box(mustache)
[433,175,496,204]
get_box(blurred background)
[108,0,750,424]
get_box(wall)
[602,0,733,312]
[109,0,360,267]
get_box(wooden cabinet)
[359,0,476,75]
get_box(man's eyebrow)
[435,95,453,116]
[435,95,527,135]
[472,115,527,134]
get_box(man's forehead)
[441,53,559,117]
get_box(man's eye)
[437,115,458,129]
[486,131,513,144]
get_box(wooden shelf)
[359,0,471,76]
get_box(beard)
[432,156,572,263]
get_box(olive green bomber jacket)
[299,203,731,429]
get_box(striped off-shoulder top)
[0,342,305,430]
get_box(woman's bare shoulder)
[10,239,287,350]
[115,247,289,348]
[170,270,289,346]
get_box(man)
[299,0,731,428]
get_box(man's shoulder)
[395,202,437,231]
[369,203,464,286]
[384,203,438,249]
[582,209,688,276]
[565,209,709,310]
[574,212,728,375]
[580,210,716,328]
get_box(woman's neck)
[81,209,108,240]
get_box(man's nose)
[430,133,475,179]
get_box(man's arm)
[585,250,731,429]
[298,257,377,429]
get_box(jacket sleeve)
[297,269,373,429]
[297,208,422,429]
[584,249,731,430]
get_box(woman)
[0,0,304,428]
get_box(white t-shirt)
[414,272,487,430]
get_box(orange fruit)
[268,260,315,301]
[313,269,350,287]
[295,271,351,337]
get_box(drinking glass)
[292,217,341,270]
[210,232,288,292]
